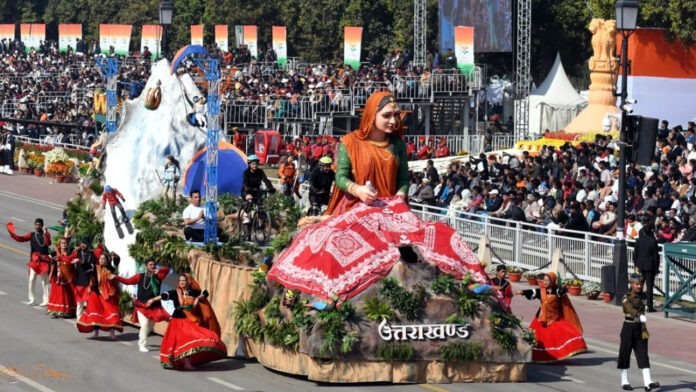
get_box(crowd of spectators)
[409,125,696,245]
[0,38,151,145]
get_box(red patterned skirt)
[529,317,588,363]
[47,282,76,318]
[76,291,123,333]
[160,317,227,369]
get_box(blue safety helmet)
[104,185,112,192]
[247,155,260,163]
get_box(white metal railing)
[14,135,90,151]
[409,202,693,302]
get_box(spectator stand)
[408,201,693,306]
[661,242,696,319]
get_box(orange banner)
[243,25,257,59]
[272,26,287,67]
[58,24,82,53]
[191,25,204,46]
[99,24,132,56]
[0,24,15,43]
[20,24,45,53]
[454,26,474,75]
[215,25,228,52]
[141,25,162,60]
[343,27,362,69]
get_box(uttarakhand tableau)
[224,197,532,383]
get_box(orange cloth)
[538,272,583,334]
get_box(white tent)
[529,53,587,133]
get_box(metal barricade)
[391,75,432,102]
[431,70,468,96]
[223,102,268,130]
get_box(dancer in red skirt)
[149,274,226,370]
[114,259,170,352]
[76,252,123,338]
[47,238,77,318]
[517,272,587,362]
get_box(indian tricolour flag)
[99,24,132,56]
[58,24,82,53]
[621,28,696,127]
[343,27,362,70]
[243,25,258,59]
[191,25,204,46]
[215,25,228,52]
[141,25,162,60]
[0,25,14,43]
[272,26,287,68]
[20,24,45,53]
[454,26,474,76]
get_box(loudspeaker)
[629,115,659,165]
[601,265,615,293]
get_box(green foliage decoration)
[440,341,484,362]
[488,312,523,356]
[431,274,456,295]
[375,342,415,362]
[363,296,395,322]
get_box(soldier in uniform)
[617,273,660,391]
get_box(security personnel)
[617,273,660,391]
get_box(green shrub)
[440,341,484,362]
[375,342,415,361]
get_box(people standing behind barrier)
[618,273,660,391]
[113,259,170,352]
[6,218,52,306]
[517,272,587,362]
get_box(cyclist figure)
[308,156,336,215]
[242,155,275,223]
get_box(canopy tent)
[529,53,587,133]
[181,141,247,198]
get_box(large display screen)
[439,0,512,53]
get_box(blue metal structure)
[190,57,220,244]
[94,57,119,133]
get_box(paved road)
[1,174,695,391]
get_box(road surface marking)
[207,377,245,390]
[590,344,696,375]
[0,290,7,295]
[419,384,450,392]
[539,370,586,384]
[0,191,65,210]
[0,364,57,392]
[9,217,26,222]
[0,242,29,256]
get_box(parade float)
[55,53,535,383]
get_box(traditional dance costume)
[74,247,100,317]
[159,283,226,369]
[76,264,123,334]
[115,267,171,352]
[47,251,77,318]
[6,222,52,305]
[521,273,587,362]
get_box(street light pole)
[159,1,174,59]
[612,0,639,305]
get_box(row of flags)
[0,23,476,74]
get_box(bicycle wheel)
[237,205,250,241]
[252,210,272,244]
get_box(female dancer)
[149,274,226,370]
[76,252,123,338]
[518,272,587,362]
[47,238,77,318]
